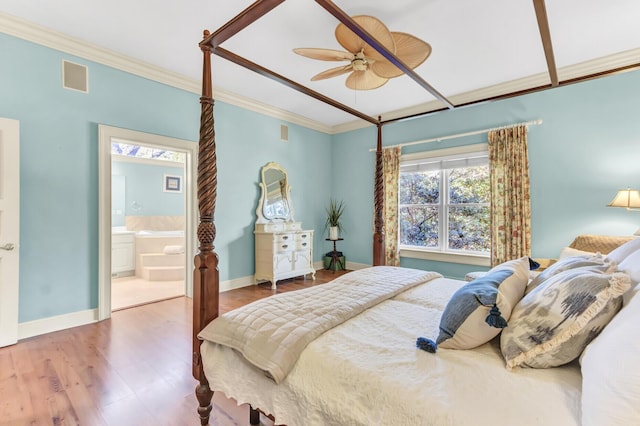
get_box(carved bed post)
[372,117,386,266]
[193,29,219,426]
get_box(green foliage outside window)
[399,164,490,253]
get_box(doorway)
[98,125,197,320]
[0,117,20,347]
[111,143,186,310]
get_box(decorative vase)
[329,226,339,240]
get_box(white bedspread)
[199,266,441,383]
[201,272,582,425]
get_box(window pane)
[399,206,439,247]
[399,171,440,204]
[449,166,489,204]
[111,142,186,163]
[448,206,490,252]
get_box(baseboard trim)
[346,261,371,271]
[18,264,375,339]
[18,308,98,340]
[314,260,371,271]
[220,275,256,293]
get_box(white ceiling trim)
[557,48,640,80]
[333,48,640,134]
[0,11,333,134]
[2,11,639,136]
[0,12,200,93]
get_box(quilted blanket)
[198,266,441,383]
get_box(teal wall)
[333,69,640,279]
[0,33,332,323]
[3,29,640,323]
[112,160,185,219]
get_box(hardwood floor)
[0,270,348,426]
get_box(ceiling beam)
[201,0,284,48]
[533,0,559,86]
[315,0,455,109]
[213,47,379,125]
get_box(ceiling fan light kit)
[294,15,431,90]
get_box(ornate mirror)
[256,162,295,224]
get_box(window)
[399,145,490,260]
[111,138,186,163]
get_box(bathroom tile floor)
[111,276,185,311]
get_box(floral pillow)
[501,268,630,370]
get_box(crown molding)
[3,12,638,136]
[557,48,640,80]
[0,12,333,134]
[335,48,640,133]
[213,88,332,133]
[0,12,201,93]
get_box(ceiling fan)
[294,15,432,90]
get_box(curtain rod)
[368,119,543,152]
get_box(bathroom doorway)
[98,125,197,320]
[111,142,186,310]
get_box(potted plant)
[324,198,345,240]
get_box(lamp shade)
[607,189,640,209]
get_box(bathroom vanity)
[111,228,135,277]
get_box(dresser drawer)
[275,233,295,253]
[276,233,294,243]
[296,232,311,241]
[296,239,310,251]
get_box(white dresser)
[254,162,316,288]
[254,222,315,288]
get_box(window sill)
[399,248,490,267]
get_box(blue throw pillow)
[436,256,530,349]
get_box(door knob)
[0,243,15,251]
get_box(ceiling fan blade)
[293,48,353,61]
[311,65,353,81]
[372,32,432,79]
[335,15,395,56]
[345,69,388,90]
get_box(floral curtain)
[383,146,402,266]
[488,125,531,266]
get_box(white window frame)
[398,143,491,266]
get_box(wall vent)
[62,60,88,93]
[280,124,289,142]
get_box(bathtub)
[135,229,186,281]
[135,230,185,255]
[136,230,185,237]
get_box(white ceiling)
[2,0,640,131]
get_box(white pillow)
[581,282,640,426]
[558,246,596,258]
[605,237,640,264]
[617,249,640,304]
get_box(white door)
[0,118,20,347]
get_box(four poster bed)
[191,1,640,425]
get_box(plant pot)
[329,226,339,240]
